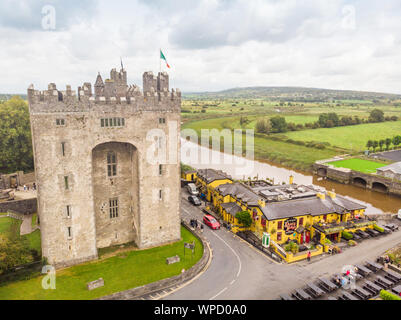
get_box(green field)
[327,158,386,174]
[0,226,203,300]
[285,121,401,152]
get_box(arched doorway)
[353,177,367,188]
[372,182,388,193]
[92,142,139,248]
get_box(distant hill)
[184,87,401,102]
[0,94,27,101]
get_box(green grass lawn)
[327,158,386,174]
[285,121,401,151]
[0,226,203,300]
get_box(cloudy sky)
[1,0,401,94]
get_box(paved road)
[164,190,401,300]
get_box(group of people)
[190,219,204,232]
[22,183,36,191]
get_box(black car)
[188,195,202,206]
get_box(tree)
[270,116,287,133]
[255,119,266,133]
[368,109,385,123]
[372,140,379,152]
[385,138,392,150]
[318,113,340,128]
[235,211,253,228]
[393,135,401,149]
[0,97,34,173]
[379,139,385,151]
[366,140,373,151]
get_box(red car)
[203,214,220,230]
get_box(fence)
[236,231,282,263]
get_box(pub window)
[61,142,66,156]
[277,221,283,230]
[323,215,327,222]
[299,217,304,226]
[109,198,118,218]
[277,232,282,242]
[64,176,69,190]
[66,205,71,218]
[107,152,117,177]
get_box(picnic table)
[318,277,338,292]
[392,285,401,296]
[355,264,372,277]
[365,260,383,272]
[385,224,399,231]
[363,280,382,295]
[384,270,401,282]
[355,230,370,239]
[327,296,337,300]
[374,276,393,289]
[306,283,325,298]
[280,293,295,300]
[351,286,372,300]
[342,291,359,300]
[293,288,312,300]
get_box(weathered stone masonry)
[28,68,181,268]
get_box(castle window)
[66,205,71,218]
[159,189,163,200]
[64,176,69,190]
[56,119,65,126]
[159,164,163,176]
[67,226,72,239]
[159,118,166,124]
[107,152,117,177]
[100,117,125,127]
[61,142,66,156]
[109,198,118,218]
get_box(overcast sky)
[1,0,401,94]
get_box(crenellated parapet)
[28,67,181,113]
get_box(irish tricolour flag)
[160,50,170,68]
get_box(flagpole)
[159,48,161,74]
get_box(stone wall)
[0,198,37,214]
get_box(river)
[181,139,401,215]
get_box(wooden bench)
[374,276,393,289]
[342,291,359,300]
[363,280,381,295]
[365,260,383,273]
[351,286,372,300]
[293,288,312,300]
[355,264,372,277]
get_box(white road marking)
[230,279,236,285]
[209,287,228,300]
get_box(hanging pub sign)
[284,217,298,235]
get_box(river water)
[181,139,401,215]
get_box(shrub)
[380,290,401,300]
[284,241,299,253]
[324,238,332,245]
[348,240,357,246]
[373,225,384,233]
[342,231,353,240]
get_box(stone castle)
[28,68,181,267]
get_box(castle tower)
[28,67,181,268]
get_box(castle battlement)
[27,68,181,113]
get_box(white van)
[398,209,401,220]
[187,183,199,195]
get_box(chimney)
[289,175,294,185]
[316,193,325,200]
[258,199,266,208]
[327,191,336,199]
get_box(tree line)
[366,136,401,152]
[255,109,398,134]
[0,96,33,174]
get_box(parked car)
[188,195,202,206]
[203,214,220,230]
[186,183,199,195]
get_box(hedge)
[373,225,384,233]
[380,290,401,300]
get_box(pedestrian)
[33,182,36,190]
[23,184,26,191]
[194,219,198,228]
[307,251,311,262]
[200,224,204,233]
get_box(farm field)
[327,158,386,174]
[284,121,401,152]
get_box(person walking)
[307,251,311,262]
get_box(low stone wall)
[0,198,37,214]
[98,221,211,300]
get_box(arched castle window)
[107,152,117,177]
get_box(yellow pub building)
[191,168,375,263]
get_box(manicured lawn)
[327,158,386,174]
[0,226,203,300]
